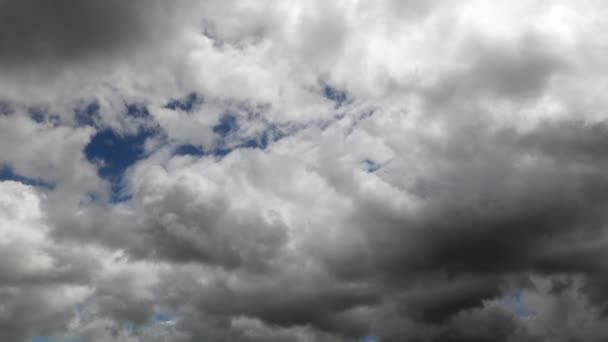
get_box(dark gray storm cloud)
[0,0,182,71]
[303,119,608,340]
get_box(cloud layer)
[2,1,608,341]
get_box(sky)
[1,0,608,341]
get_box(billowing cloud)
[2,1,608,341]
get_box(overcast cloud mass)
[2,1,608,341]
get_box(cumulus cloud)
[3,1,608,341]
[0,182,93,340]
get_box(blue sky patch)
[173,116,309,159]
[31,337,77,342]
[239,122,296,150]
[165,93,202,112]
[173,144,231,158]
[360,335,380,342]
[27,107,62,126]
[85,129,148,178]
[28,107,46,123]
[241,134,268,150]
[154,312,176,323]
[32,337,55,342]
[174,144,206,156]
[498,289,535,318]
[74,102,100,127]
[126,103,150,118]
[212,113,238,137]
[322,83,348,108]
[0,165,55,189]
[0,101,13,116]
[363,159,382,173]
[85,127,158,201]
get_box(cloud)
[3,1,608,341]
[0,0,185,68]
[0,182,93,340]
